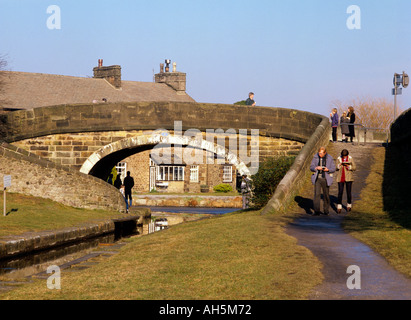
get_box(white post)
[3,187,6,217]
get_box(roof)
[0,71,195,110]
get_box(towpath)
[286,142,411,300]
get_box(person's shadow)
[294,196,339,214]
[5,208,18,216]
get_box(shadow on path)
[286,142,411,300]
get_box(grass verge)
[1,210,323,300]
[343,147,411,278]
[0,192,127,237]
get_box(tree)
[331,96,404,131]
[0,54,8,107]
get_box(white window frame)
[116,162,127,181]
[157,166,185,181]
[223,165,232,182]
[190,165,199,182]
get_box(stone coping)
[0,211,150,260]
[261,116,331,214]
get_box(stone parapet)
[261,116,331,214]
[0,142,126,212]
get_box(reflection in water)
[0,218,158,280]
[0,209,232,281]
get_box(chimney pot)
[98,59,103,67]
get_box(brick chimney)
[93,59,122,88]
[154,60,186,93]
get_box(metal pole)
[394,85,397,121]
[3,188,6,217]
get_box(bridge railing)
[336,123,390,145]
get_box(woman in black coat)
[347,106,356,142]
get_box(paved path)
[286,142,411,300]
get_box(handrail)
[338,123,389,145]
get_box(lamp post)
[393,71,409,121]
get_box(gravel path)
[286,142,411,300]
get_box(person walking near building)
[310,147,336,215]
[240,175,252,209]
[347,106,356,143]
[330,108,339,142]
[114,175,122,189]
[123,171,135,213]
[245,92,256,106]
[336,149,356,213]
[340,111,350,142]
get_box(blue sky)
[0,0,410,116]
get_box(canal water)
[0,207,238,287]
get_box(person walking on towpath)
[310,147,336,215]
[123,171,134,213]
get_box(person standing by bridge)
[310,147,336,215]
[123,171,134,213]
[340,111,350,142]
[245,92,256,106]
[347,106,356,143]
[330,108,339,142]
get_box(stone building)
[0,60,238,193]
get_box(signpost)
[393,72,409,121]
[3,175,11,216]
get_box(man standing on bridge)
[310,147,336,215]
[123,171,135,213]
[245,92,256,106]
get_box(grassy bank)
[1,210,323,300]
[343,147,411,278]
[0,192,127,237]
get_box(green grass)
[343,147,411,278]
[0,210,323,300]
[0,192,127,237]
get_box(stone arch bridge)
[0,101,330,212]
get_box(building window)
[223,166,232,182]
[157,166,184,181]
[190,165,199,182]
[116,162,127,181]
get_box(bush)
[251,156,295,208]
[213,183,233,193]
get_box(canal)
[0,206,239,292]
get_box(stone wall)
[0,102,324,144]
[261,116,331,214]
[0,102,326,211]
[391,107,411,166]
[12,131,303,173]
[0,142,126,212]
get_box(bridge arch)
[80,130,252,181]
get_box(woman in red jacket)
[336,149,356,213]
